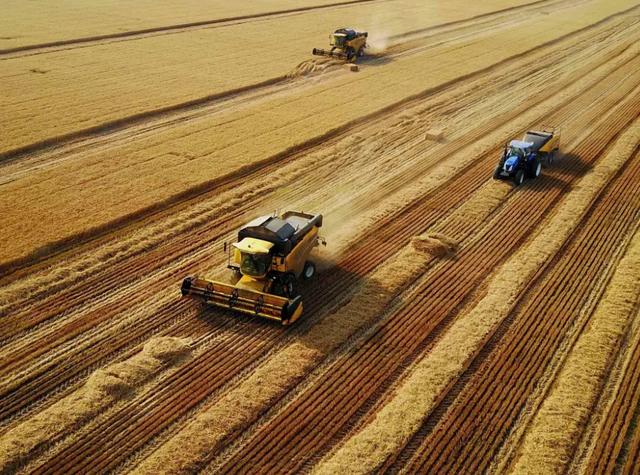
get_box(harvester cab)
[494,128,560,186]
[313,28,368,62]
[181,211,324,325]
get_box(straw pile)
[0,337,191,472]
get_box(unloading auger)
[181,211,325,325]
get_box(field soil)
[1,0,640,473]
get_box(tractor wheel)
[513,169,525,186]
[493,166,503,180]
[302,261,316,280]
[532,158,542,178]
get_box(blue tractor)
[494,129,559,186]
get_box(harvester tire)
[513,169,525,186]
[283,273,297,297]
[357,47,364,57]
[493,166,502,179]
[303,261,316,280]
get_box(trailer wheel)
[541,153,549,168]
[547,151,555,166]
[513,169,525,186]
[303,261,316,280]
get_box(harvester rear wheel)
[303,261,316,280]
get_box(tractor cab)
[503,140,533,172]
[505,140,533,158]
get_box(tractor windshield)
[240,252,271,277]
[506,146,525,159]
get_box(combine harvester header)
[181,211,324,325]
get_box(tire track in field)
[1,15,636,454]
[2,2,637,281]
[585,305,640,473]
[398,136,640,475]
[212,67,640,475]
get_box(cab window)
[240,253,270,277]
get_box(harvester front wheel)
[281,273,297,298]
[303,261,316,280]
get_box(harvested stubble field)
[1,0,640,473]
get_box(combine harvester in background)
[312,28,368,62]
[181,211,324,325]
[494,128,560,185]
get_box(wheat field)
[1,0,640,473]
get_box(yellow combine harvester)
[181,211,324,325]
[312,28,368,62]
